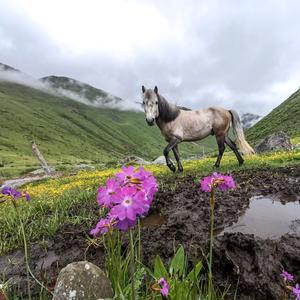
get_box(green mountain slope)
[0,80,215,178]
[246,88,300,143]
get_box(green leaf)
[154,255,168,279]
[169,245,185,277]
[187,260,203,281]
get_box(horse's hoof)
[239,161,244,166]
[177,166,183,173]
[214,164,220,168]
[167,164,176,172]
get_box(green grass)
[0,81,215,179]
[246,88,300,143]
[0,149,299,256]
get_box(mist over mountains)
[0,63,137,111]
[241,113,262,129]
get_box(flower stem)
[12,200,32,300]
[137,219,141,263]
[129,228,136,300]
[13,201,53,298]
[208,189,215,300]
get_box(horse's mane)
[157,94,181,122]
[177,106,191,111]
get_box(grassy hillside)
[0,81,215,178]
[247,88,300,143]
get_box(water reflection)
[222,195,300,239]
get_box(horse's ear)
[154,86,158,94]
[142,86,146,93]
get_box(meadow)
[1,149,299,255]
[1,148,300,299]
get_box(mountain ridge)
[41,75,123,107]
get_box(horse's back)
[206,107,232,133]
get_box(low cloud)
[1,0,300,116]
[0,67,48,91]
[0,68,139,111]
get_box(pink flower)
[158,278,169,298]
[91,166,159,234]
[90,217,116,236]
[115,165,136,185]
[97,178,119,208]
[293,284,300,300]
[200,172,236,192]
[1,187,30,201]
[23,191,30,201]
[281,270,294,282]
[110,186,145,222]
[136,177,157,213]
[135,166,153,180]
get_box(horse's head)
[141,85,159,126]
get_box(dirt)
[1,166,300,299]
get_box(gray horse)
[141,86,255,172]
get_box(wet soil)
[1,165,300,299]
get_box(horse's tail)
[229,110,255,155]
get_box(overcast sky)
[1,0,300,115]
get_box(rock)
[120,155,150,165]
[74,164,96,171]
[30,167,55,175]
[151,156,166,165]
[52,261,113,300]
[254,131,293,153]
[0,175,52,189]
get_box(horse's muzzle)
[146,118,155,126]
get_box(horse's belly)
[182,125,212,141]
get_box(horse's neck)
[157,94,180,123]
[155,117,164,130]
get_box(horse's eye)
[155,101,158,105]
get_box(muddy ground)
[1,166,300,299]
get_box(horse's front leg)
[163,138,181,172]
[172,145,183,172]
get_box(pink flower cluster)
[91,166,158,235]
[281,270,294,282]
[200,172,236,192]
[158,278,169,298]
[281,270,300,300]
[151,277,169,298]
[1,187,30,201]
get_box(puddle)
[141,213,166,228]
[222,195,300,239]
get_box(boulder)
[120,155,150,165]
[52,261,113,300]
[254,131,293,153]
[151,156,166,165]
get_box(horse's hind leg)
[163,138,180,172]
[214,135,225,168]
[225,136,244,166]
[172,145,183,172]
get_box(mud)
[1,165,300,299]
